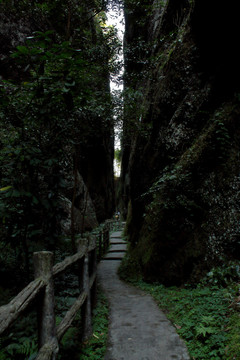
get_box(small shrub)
[201,261,240,287]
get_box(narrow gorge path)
[97,230,190,360]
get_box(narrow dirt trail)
[97,231,190,360]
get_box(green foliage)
[0,1,117,356]
[114,148,121,176]
[121,86,153,143]
[0,231,109,360]
[124,0,155,23]
[79,292,109,360]
[226,313,240,359]
[0,313,38,360]
[114,148,122,163]
[118,250,142,282]
[201,260,240,287]
[213,110,231,162]
[125,281,240,360]
[0,32,80,260]
[57,290,109,360]
[0,337,37,360]
[57,316,81,360]
[131,279,239,360]
[0,0,120,274]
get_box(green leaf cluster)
[57,290,109,360]
[0,0,120,276]
[133,280,238,360]
[201,261,240,287]
[213,111,231,162]
[79,292,109,360]
[0,313,38,360]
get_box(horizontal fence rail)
[0,219,119,360]
[0,278,46,334]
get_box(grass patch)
[226,312,240,359]
[58,289,109,360]
[130,280,239,360]
[78,290,109,360]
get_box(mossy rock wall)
[121,0,240,284]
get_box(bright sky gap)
[106,4,125,177]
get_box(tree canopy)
[0,0,121,275]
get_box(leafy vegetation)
[0,313,38,360]
[120,260,240,360]
[0,224,110,359]
[57,289,109,360]
[0,288,109,360]
[137,283,231,359]
[227,313,240,359]
[0,0,120,281]
[79,291,109,360]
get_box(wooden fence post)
[91,242,97,309]
[103,224,109,252]
[106,226,110,248]
[78,239,92,341]
[103,228,107,253]
[33,251,58,358]
[98,231,102,261]
[82,254,92,340]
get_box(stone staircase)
[98,226,190,360]
[103,230,127,260]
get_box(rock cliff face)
[77,104,115,223]
[121,0,240,284]
[60,171,98,235]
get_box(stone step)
[110,244,126,248]
[110,239,126,244]
[109,244,127,251]
[110,241,126,243]
[102,257,123,261]
[110,231,122,238]
[108,249,126,253]
[104,252,125,260]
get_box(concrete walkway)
[97,231,190,360]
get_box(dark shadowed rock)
[120,0,240,284]
[59,171,98,234]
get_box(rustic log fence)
[97,224,110,261]
[95,219,123,261]
[0,220,118,360]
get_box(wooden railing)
[97,222,110,261]
[0,220,115,360]
[95,219,122,261]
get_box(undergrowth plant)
[79,290,109,360]
[122,259,240,360]
[58,290,109,360]
[0,315,38,360]
[0,282,109,360]
[227,313,240,359]
[135,281,234,359]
